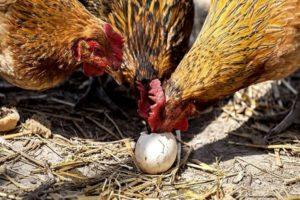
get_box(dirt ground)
[0,70,299,200]
[0,0,300,199]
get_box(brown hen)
[79,0,194,119]
[145,0,300,133]
[0,0,123,91]
[107,0,194,120]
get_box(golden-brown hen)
[0,0,123,91]
[79,0,194,119]
[144,0,300,133]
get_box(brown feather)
[147,0,300,132]
[0,0,107,90]
[165,0,300,104]
[103,0,194,87]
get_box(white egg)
[134,132,178,174]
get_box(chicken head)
[74,24,123,77]
[138,79,196,132]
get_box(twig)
[237,157,286,179]
[3,173,33,191]
[188,159,218,174]
[251,123,270,133]
[222,108,246,123]
[20,108,83,122]
[85,116,119,139]
[184,185,218,200]
[285,196,300,200]
[274,149,283,168]
[0,165,6,175]
[83,108,106,114]
[271,82,283,108]
[0,192,21,200]
[104,112,125,139]
[50,97,75,107]
[0,137,44,167]
[166,173,238,188]
[73,121,90,138]
[16,94,48,102]
[282,79,298,95]
[1,131,32,140]
[228,141,300,151]
[57,171,87,180]
[33,160,90,173]
[0,140,43,164]
[285,176,300,185]
[23,163,56,200]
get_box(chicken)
[107,0,194,120]
[0,0,123,91]
[76,0,124,113]
[78,0,194,119]
[144,0,300,133]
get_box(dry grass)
[0,72,300,199]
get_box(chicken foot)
[75,77,129,118]
[269,93,300,135]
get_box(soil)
[0,71,299,199]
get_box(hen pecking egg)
[134,132,178,174]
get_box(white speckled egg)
[134,132,177,174]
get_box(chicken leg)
[269,93,300,134]
[75,77,129,118]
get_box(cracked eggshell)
[135,132,177,174]
[0,107,20,132]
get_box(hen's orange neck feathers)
[149,0,300,132]
[165,0,300,104]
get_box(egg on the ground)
[134,132,178,174]
[0,107,20,132]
